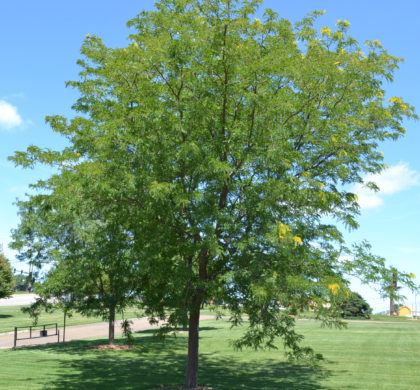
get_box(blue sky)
[1,0,419,312]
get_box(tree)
[10,0,417,387]
[11,181,140,345]
[340,292,372,319]
[0,252,14,299]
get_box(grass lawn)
[0,318,419,389]
[297,311,420,323]
[370,314,419,322]
[0,305,143,334]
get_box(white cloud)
[0,100,23,129]
[355,191,383,209]
[353,162,419,210]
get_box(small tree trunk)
[185,299,201,389]
[390,270,398,316]
[390,298,395,316]
[108,305,116,345]
[63,310,67,342]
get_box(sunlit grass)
[0,318,419,389]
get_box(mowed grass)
[297,310,420,323]
[0,318,419,389]
[298,319,420,389]
[370,314,419,322]
[0,305,143,334]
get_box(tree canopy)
[10,0,417,387]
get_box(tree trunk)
[390,270,398,316]
[390,298,395,316]
[63,310,67,342]
[108,305,115,345]
[185,300,201,389]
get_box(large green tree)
[10,0,416,387]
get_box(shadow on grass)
[14,329,333,390]
[0,314,12,319]
[135,326,218,335]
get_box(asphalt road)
[0,294,38,307]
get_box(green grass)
[370,314,419,322]
[297,319,420,389]
[0,318,419,389]
[0,305,143,334]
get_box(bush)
[340,292,372,319]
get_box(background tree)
[0,252,14,299]
[11,170,140,345]
[9,195,48,292]
[339,292,372,319]
[10,0,417,388]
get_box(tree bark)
[185,299,202,389]
[108,305,115,345]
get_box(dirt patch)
[88,344,135,350]
[170,330,189,335]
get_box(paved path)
[0,315,217,349]
[0,294,38,307]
